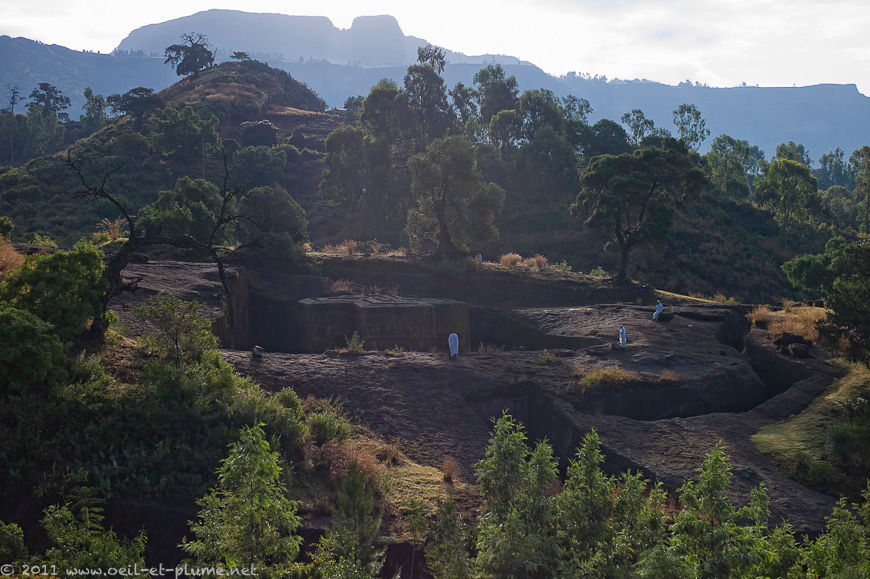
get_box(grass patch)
[655,289,721,304]
[536,350,561,365]
[752,361,869,482]
[767,306,826,343]
[576,366,641,393]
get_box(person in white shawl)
[448,333,459,358]
[653,300,663,321]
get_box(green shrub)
[0,243,106,341]
[807,460,837,485]
[345,331,365,352]
[41,497,146,570]
[0,216,13,239]
[308,411,351,444]
[276,388,304,419]
[136,295,218,367]
[578,367,640,392]
[536,350,560,365]
[0,303,67,396]
[0,520,27,562]
[827,423,856,461]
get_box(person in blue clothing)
[653,299,663,321]
[619,325,627,347]
[448,332,459,358]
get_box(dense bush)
[0,243,105,341]
[0,302,67,395]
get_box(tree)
[182,424,302,568]
[815,147,855,190]
[406,135,505,258]
[774,141,812,166]
[28,82,71,123]
[581,119,632,159]
[473,64,518,126]
[621,109,656,147]
[404,45,453,145]
[515,89,564,142]
[851,146,870,233]
[516,125,579,234]
[562,95,592,126]
[343,95,364,124]
[149,105,220,161]
[672,103,710,150]
[164,33,215,78]
[705,134,764,200]
[238,185,309,260]
[230,51,251,61]
[135,295,218,368]
[825,242,870,366]
[782,235,850,298]
[80,87,108,134]
[65,152,250,342]
[449,82,478,127]
[0,215,12,239]
[473,413,559,577]
[488,109,522,153]
[754,158,819,247]
[666,444,783,578]
[312,462,384,576]
[572,138,706,281]
[425,501,471,578]
[5,84,21,114]
[138,177,225,241]
[106,87,163,125]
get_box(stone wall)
[296,294,470,353]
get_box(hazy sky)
[3,0,869,94]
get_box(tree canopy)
[164,33,215,78]
[572,138,707,281]
[407,135,505,258]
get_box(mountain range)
[2,9,869,159]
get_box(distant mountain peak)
[349,15,404,34]
[114,10,526,69]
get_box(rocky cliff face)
[115,11,426,67]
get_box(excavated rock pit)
[112,260,841,533]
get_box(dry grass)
[576,366,641,393]
[749,305,776,327]
[441,457,458,482]
[362,282,400,296]
[536,350,561,365]
[712,293,737,304]
[522,254,549,270]
[322,239,358,257]
[320,438,394,488]
[326,278,357,294]
[97,217,126,241]
[500,252,522,267]
[0,240,24,279]
[659,370,682,382]
[767,307,827,343]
